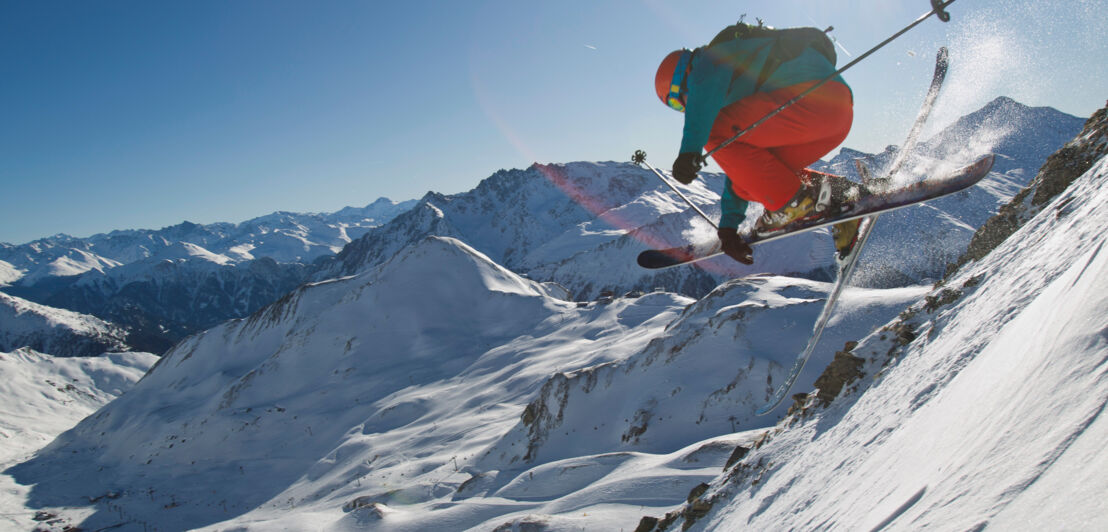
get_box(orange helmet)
[655,49,692,112]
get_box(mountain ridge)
[0,97,1085,354]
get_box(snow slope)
[5,236,691,530]
[0,291,130,356]
[0,349,156,531]
[479,278,930,467]
[5,235,938,531]
[643,122,1108,531]
[0,258,19,286]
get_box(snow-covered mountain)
[1,199,415,352]
[922,95,1087,176]
[3,233,932,531]
[0,292,130,357]
[8,102,1104,531]
[313,162,732,295]
[6,254,311,353]
[0,348,156,532]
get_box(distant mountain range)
[0,198,415,352]
[0,97,1085,354]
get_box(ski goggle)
[666,50,692,112]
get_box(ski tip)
[965,153,996,177]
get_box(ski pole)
[702,0,956,162]
[632,150,718,229]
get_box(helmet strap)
[666,50,692,112]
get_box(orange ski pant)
[706,80,853,211]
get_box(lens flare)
[469,60,744,276]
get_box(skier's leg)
[770,128,850,173]
[709,142,801,212]
[714,81,853,153]
[707,81,853,211]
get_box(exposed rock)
[724,445,751,470]
[813,342,865,406]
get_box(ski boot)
[755,169,865,237]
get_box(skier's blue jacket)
[680,29,850,228]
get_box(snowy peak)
[1,199,418,351]
[924,95,1086,173]
[0,197,418,286]
[333,197,418,222]
[376,236,548,299]
[319,161,658,279]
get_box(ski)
[755,47,952,416]
[637,153,990,270]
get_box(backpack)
[706,21,837,91]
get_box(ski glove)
[717,227,754,265]
[672,152,704,184]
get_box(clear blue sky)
[2,0,1105,244]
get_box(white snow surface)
[690,156,1108,531]
[0,259,18,286]
[0,349,156,530]
[0,233,973,531]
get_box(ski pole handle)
[932,0,952,22]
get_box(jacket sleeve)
[719,177,749,229]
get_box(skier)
[655,20,863,265]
